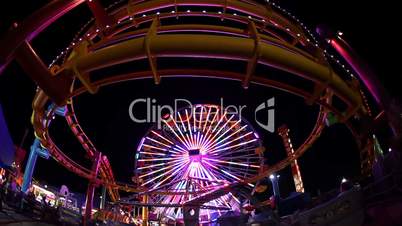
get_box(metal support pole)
[278,125,305,193]
[269,174,280,198]
[21,139,49,193]
[83,152,101,226]
[142,195,149,226]
[100,186,106,209]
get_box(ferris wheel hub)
[188,148,203,162]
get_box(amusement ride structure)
[0,0,401,225]
[135,104,263,222]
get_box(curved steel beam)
[0,0,86,74]
[89,23,316,62]
[65,100,120,201]
[63,33,361,116]
[114,0,306,41]
[330,38,402,138]
[67,69,331,188]
[0,0,310,75]
[0,0,368,198]
[31,69,342,195]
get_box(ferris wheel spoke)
[142,143,169,152]
[205,108,219,134]
[209,138,257,155]
[212,110,227,133]
[198,163,218,182]
[221,169,243,181]
[213,165,256,178]
[163,119,191,149]
[205,161,251,171]
[145,136,172,148]
[138,156,184,162]
[168,165,193,189]
[138,162,166,170]
[203,121,244,151]
[205,114,235,148]
[202,160,239,182]
[203,124,248,152]
[202,107,212,133]
[152,162,190,189]
[199,131,214,151]
[208,162,257,175]
[140,160,186,179]
[197,106,204,131]
[207,131,254,153]
[214,162,261,172]
[203,157,259,169]
[229,193,241,204]
[211,152,258,161]
[205,119,242,149]
[142,161,188,187]
[171,115,193,148]
[185,109,195,146]
[173,145,187,153]
[204,111,234,148]
[214,146,258,157]
[202,167,229,182]
[177,112,188,133]
[139,151,167,156]
[197,132,203,149]
[197,163,225,187]
[170,164,195,191]
[184,133,193,148]
[149,131,187,155]
[219,155,262,161]
[198,109,221,149]
[192,107,198,134]
[141,144,183,157]
[150,130,174,145]
[206,161,247,182]
[137,158,187,170]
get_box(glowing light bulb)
[341,178,347,183]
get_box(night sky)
[0,0,400,198]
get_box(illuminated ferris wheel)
[135,104,264,221]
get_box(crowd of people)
[0,172,132,226]
[0,173,72,225]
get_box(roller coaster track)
[2,0,367,199]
